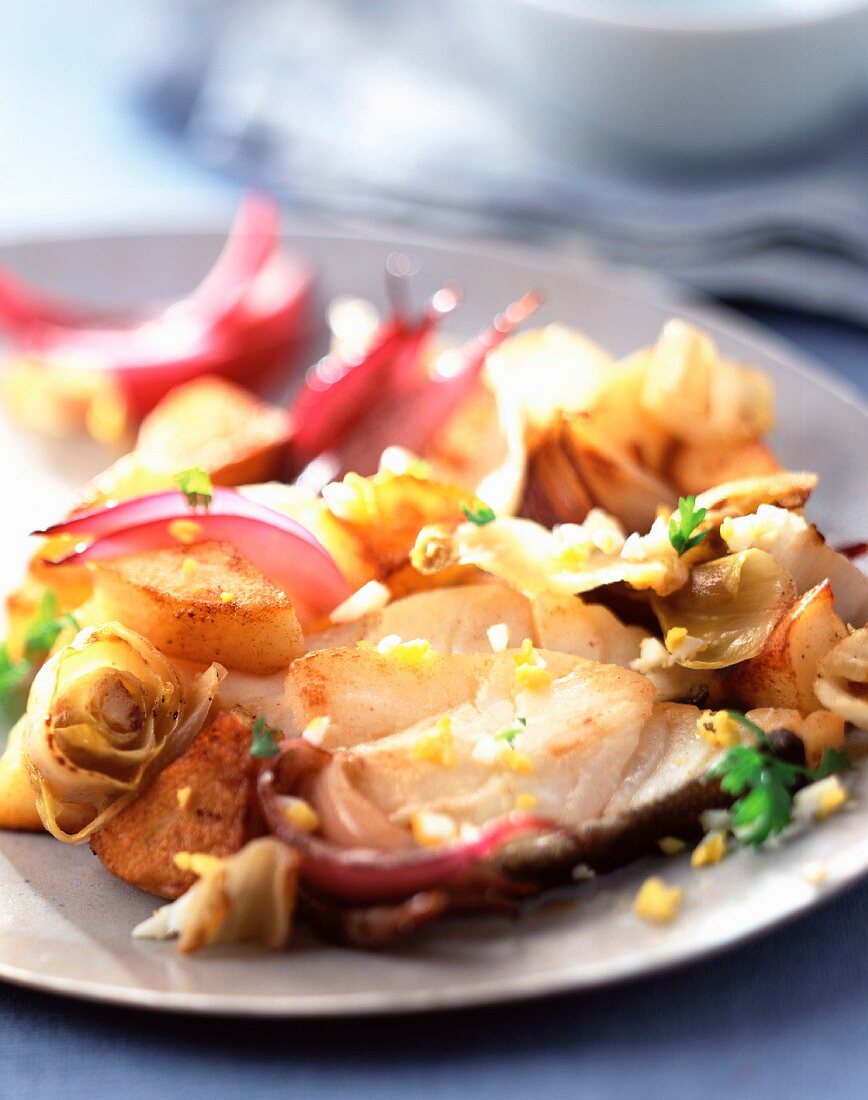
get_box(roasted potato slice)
[670,440,781,498]
[90,709,262,900]
[91,539,303,674]
[727,581,847,714]
[75,377,291,512]
[0,718,42,831]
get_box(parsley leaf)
[250,715,282,758]
[668,495,708,556]
[174,467,213,511]
[811,747,854,780]
[0,643,33,719]
[709,710,852,846]
[0,591,78,722]
[495,716,527,746]
[23,591,79,659]
[462,500,496,526]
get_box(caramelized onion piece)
[22,622,224,842]
[652,549,796,670]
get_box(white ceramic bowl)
[474,0,868,161]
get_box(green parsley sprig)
[462,500,496,526]
[174,466,213,511]
[668,495,708,556]
[495,716,527,747]
[0,591,80,721]
[709,711,852,846]
[250,715,283,758]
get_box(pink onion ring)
[258,741,561,904]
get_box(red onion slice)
[38,490,351,616]
[258,743,561,904]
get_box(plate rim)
[0,221,866,1017]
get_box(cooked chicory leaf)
[652,549,796,669]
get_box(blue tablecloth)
[1,4,867,1097]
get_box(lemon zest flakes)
[219,591,235,604]
[169,519,203,545]
[181,557,197,580]
[513,639,552,691]
[691,831,728,868]
[697,709,742,750]
[515,793,538,811]
[634,877,683,924]
[413,715,457,767]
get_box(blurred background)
[4,0,868,382]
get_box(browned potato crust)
[90,710,262,900]
[91,540,304,674]
[727,581,847,714]
[135,376,291,486]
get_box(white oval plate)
[0,226,866,1016]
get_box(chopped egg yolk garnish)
[174,851,222,877]
[169,519,203,545]
[515,793,538,811]
[634,877,683,924]
[219,591,235,604]
[795,775,849,822]
[817,781,848,819]
[513,639,552,690]
[411,810,458,847]
[176,786,193,810]
[279,797,321,834]
[413,716,457,767]
[665,627,688,651]
[375,635,432,667]
[658,836,685,856]
[697,710,742,750]
[322,471,378,523]
[301,716,331,746]
[181,557,197,580]
[556,538,590,571]
[501,748,535,774]
[691,831,728,868]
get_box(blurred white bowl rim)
[479,0,868,161]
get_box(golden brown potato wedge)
[0,718,42,831]
[669,440,781,498]
[748,707,846,768]
[74,376,290,512]
[91,539,304,674]
[91,709,262,900]
[728,581,847,714]
[135,376,291,486]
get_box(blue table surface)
[1,4,867,1099]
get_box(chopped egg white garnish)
[793,776,849,823]
[411,810,458,847]
[487,622,510,653]
[329,580,391,624]
[301,716,331,747]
